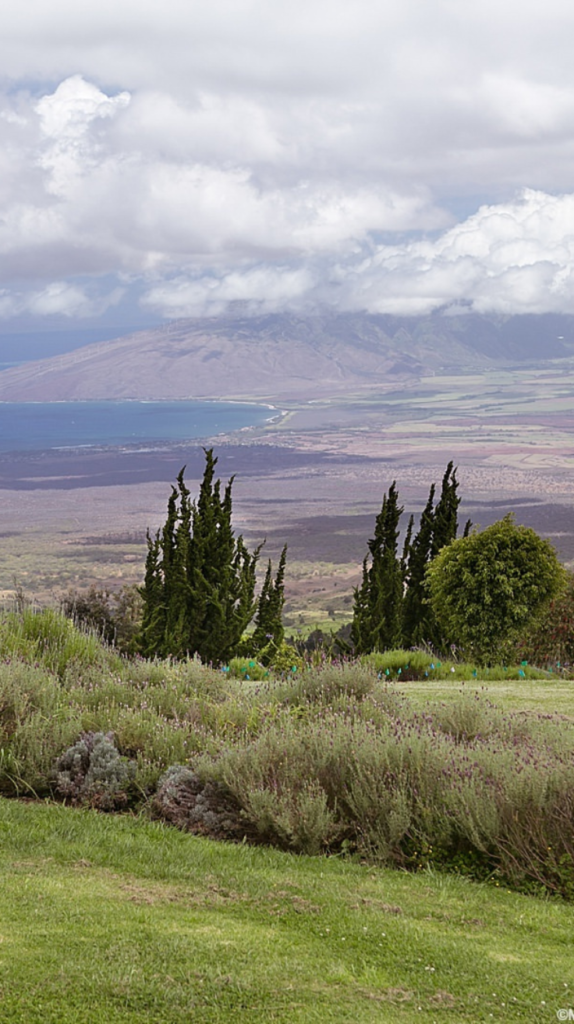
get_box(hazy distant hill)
[0,311,572,402]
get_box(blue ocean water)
[0,400,275,453]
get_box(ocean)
[0,400,276,453]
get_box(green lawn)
[396,677,574,715]
[0,799,573,1023]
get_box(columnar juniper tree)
[251,543,288,654]
[401,483,436,647]
[402,461,471,648]
[352,462,471,654]
[351,481,404,654]
[138,450,261,663]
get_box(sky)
[2,0,574,350]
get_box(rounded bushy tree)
[426,514,566,664]
[518,571,574,668]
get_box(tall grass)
[0,605,119,678]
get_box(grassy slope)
[1,799,573,1024]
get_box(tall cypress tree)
[431,461,461,558]
[402,461,471,648]
[251,544,288,654]
[138,450,261,663]
[351,482,404,654]
[402,483,436,647]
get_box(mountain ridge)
[0,311,572,402]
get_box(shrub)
[151,765,250,842]
[195,696,574,896]
[426,515,566,664]
[518,572,574,669]
[62,584,143,655]
[226,657,269,681]
[0,660,82,796]
[54,731,136,810]
[273,661,376,705]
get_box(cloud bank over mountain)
[2,1,574,326]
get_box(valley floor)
[1,365,574,620]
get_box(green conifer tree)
[402,483,436,646]
[402,461,471,648]
[251,544,288,654]
[430,461,461,558]
[138,450,261,663]
[351,482,404,653]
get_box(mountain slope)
[0,312,572,401]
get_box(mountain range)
[0,311,573,402]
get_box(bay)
[0,400,275,453]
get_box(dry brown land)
[1,364,574,627]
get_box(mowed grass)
[0,799,573,1024]
[395,677,574,716]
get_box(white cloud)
[336,190,574,316]
[144,266,314,319]
[0,281,123,320]
[1,3,574,322]
[140,190,574,319]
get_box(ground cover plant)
[1,607,574,901]
[1,797,573,1023]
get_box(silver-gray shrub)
[55,731,136,810]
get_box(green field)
[0,798,573,1023]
